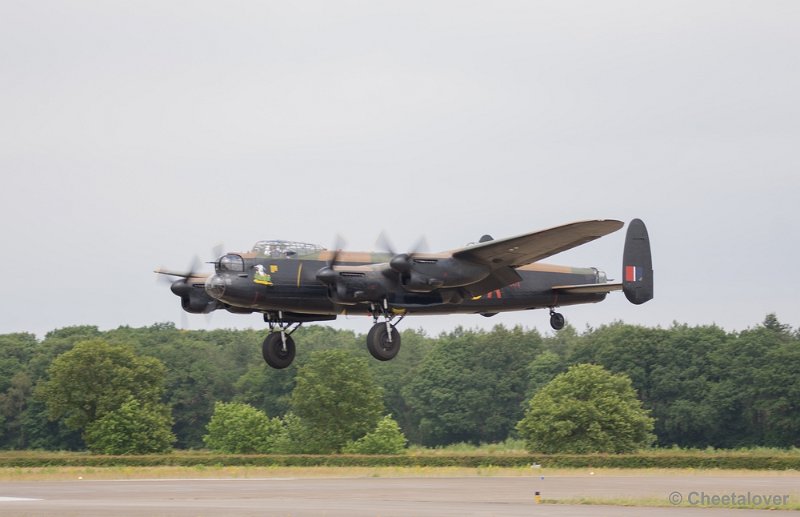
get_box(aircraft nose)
[205,274,226,300]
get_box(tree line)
[0,314,798,451]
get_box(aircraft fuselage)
[206,254,606,318]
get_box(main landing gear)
[366,299,404,361]
[262,312,301,369]
[259,303,406,369]
[549,309,566,331]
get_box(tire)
[366,323,401,361]
[550,312,566,331]
[262,332,296,369]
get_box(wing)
[154,269,210,287]
[451,219,624,268]
[315,219,624,299]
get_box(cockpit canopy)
[219,254,245,272]
[251,240,325,259]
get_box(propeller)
[154,256,201,289]
[155,245,223,328]
[154,260,198,331]
[376,232,429,274]
[316,235,346,285]
[156,242,224,287]
[209,243,225,266]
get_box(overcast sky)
[1,1,798,339]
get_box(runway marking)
[0,496,42,502]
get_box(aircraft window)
[251,240,325,258]
[220,254,244,272]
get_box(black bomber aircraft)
[156,219,653,369]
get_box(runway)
[1,474,797,516]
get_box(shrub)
[517,364,655,453]
[203,402,282,453]
[290,350,384,453]
[343,415,407,454]
[84,398,175,454]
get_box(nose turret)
[205,274,226,300]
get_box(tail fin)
[622,219,653,304]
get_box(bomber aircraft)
[156,219,653,369]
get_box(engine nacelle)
[322,271,393,305]
[396,257,491,293]
[180,290,222,314]
[399,270,441,293]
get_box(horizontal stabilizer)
[552,282,622,295]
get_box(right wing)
[450,219,623,296]
[451,219,623,268]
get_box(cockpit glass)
[251,240,325,258]
[219,254,244,272]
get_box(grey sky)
[2,1,798,338]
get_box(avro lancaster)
[156,219,653,369]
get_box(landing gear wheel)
[366,323,401,361]
[549,311,566,331]
[262,332,296,369]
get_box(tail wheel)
[549,312,566,331]
[262,332,296,369]
[366,323,401,361]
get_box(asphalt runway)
[1,474,798,516]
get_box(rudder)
[622,219,653,305]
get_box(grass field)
[2,464,800,482]
[3,447,800,470]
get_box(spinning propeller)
[315,235,346,285]
[376,231,429,275]
[155,244,225,327]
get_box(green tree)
[234,364,294,419]
[2,327,102,450]
[0,372,33,448]
[342,415,407,454]
[568,323,667,403]
[203,401,282,453]
[649,324,727,447]
[708,315,800,447]
[541,323,582,358]
[105,324,260,449]
[27,327,103,380]
[0,333,38,393]
[270,412,317,454]
[564,322,724,448]
[526,350,565,398]
[35,339,167,432]
[84,398,175,454]
[403,325,540,446]
[290,349,384,453]
[517,363,655,453]
[365,328,433,444]
[145,339,237,449]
